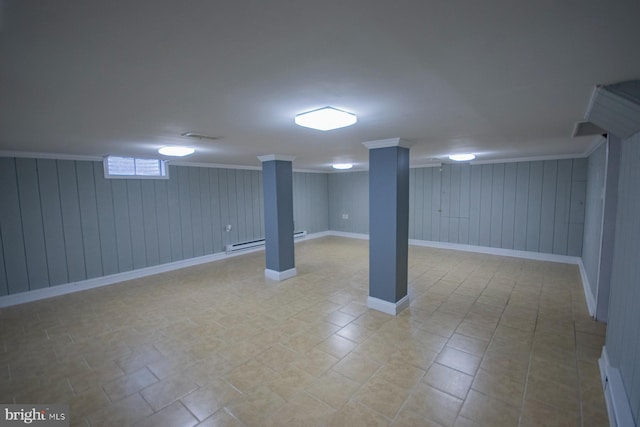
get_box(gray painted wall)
[582,142,607,301]
[0,158,328,295]
[605,131,640,424]
[328,159,587,256]
[328,171,369,234]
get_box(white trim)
[469,153,588,165]
[329,231,370,240]
[169,161,262,171]
[363,138,413,150]
[578,259,596,317]
[257,154,296,162]
[0,231,328,308]
[265,268,297,281]
[0,231,591,309]
[599,346,635,427]
[0,150,103,161]
[408,238,581,264]
[367,295,410,315]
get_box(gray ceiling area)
[1,1,639,171]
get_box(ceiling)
[1,1,639,171]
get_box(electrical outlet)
[225,224,232,232]
[342,213,349,219]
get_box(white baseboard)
[265,267,297,281]
[367,295,410,316]
[328,231,370,240]
[0,231,328,308]
[0,230,589,309]
[578,259,596,317]
[599,346,635,427]
[408,238,582,265]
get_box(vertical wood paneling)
[431,167,441,241]
[409,169,415,238]
[199,169,213,255]
[167,165,183,261]
[539,160,558,253]
[0,158,29,294]
[449,165,461,243]
[217,169,231,247]
[553,160,573,254]
[458,164,470,244]
[468,165,482,246]
[525,161,543,252]
[111,180,133,272]
[209,169,223,253]
[440,165,450,242]
[501,163,517,249]
[253,171,263,236]
[188,168,204,257]
[178,167,194,259]
[76,161,103,279]
[244,171,255,238]
[479,165,493,247]
[154,179,172,264]
[57,160,87,282]
[0,228,6,295]
[226,170,240,244]
[422,168,432,240]
[414,168,424,239]
[141,180,160,267]
[513,162,530,251]
[490,164,504,248]
[93,162,119,275]
[15,159,49,289]
[233,170,246,243]
[126,180,147,270]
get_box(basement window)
[103,156,168,179]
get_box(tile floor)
[0,236,609,426]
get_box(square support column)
[258,155,297,281]
[363,138,412,315]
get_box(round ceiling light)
[158,146,195,157]
[448,153,476,162]
[332,163,353,170]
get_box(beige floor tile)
[436,346,481,376]
[180,378,243,421]
[306,370,361,409]
[460,389,520,427]
[134,401,198,427]
[0,238,609,427]
[422,362,473,399]
[196,409,244,427]
[103,367,158,402]
[87,392,154,427]
[331,352,381,383]
[139,374,199,411]
[403,382,463,426]
[225,385,286,427]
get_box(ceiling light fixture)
[295,107,357,131]
[448,153,476,162]
[332,163,353,170]
[158,146,195,157]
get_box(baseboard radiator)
[225,231,307,254]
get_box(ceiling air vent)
[181,132,221,141]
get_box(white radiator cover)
[225,231,307,254]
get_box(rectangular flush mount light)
[295,107,357,131]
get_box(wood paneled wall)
[0,158,328,295]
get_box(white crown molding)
[0,150,103,161]
[257,154,296,162]
[363,138,413,150]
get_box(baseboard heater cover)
[226,230,307,254]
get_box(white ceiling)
[1,1,639,171]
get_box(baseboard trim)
[0,231,327,308]
[0,230,588,308]
[578,259,596,317]
[408,238,582,265]
[265,268,297,281]
[599,346,634,427]
[367,295,410,316]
